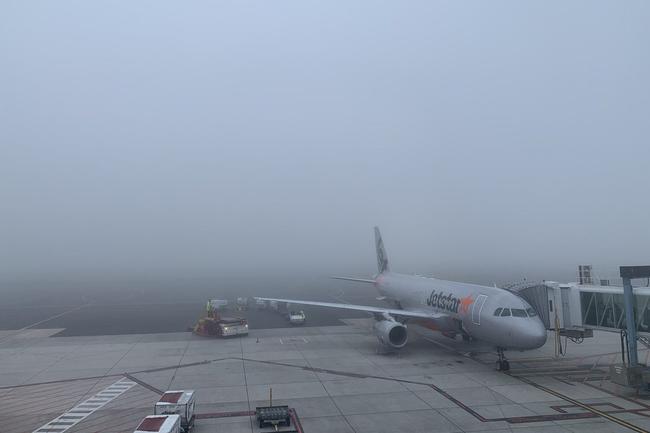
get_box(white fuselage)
[375,272,547,350]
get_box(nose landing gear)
[496,348,510,371]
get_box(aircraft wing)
[330,276,376,284]
[254,297,444,320]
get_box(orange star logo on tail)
[459,296,474,314]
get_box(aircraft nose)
[528,321,547,349]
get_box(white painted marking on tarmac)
[280,336,309,344]
[31,378,136,433]
[0,304,90,344]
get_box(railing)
[638,335,650,350]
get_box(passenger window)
[494,308,503,316]
[500,308,511,317]
[512,309,527,317]
[526,308,537,317]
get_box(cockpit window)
[511,309,527,317]
[496,307,534,318]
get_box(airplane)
[256,227,547,371]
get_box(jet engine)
[373,319,408,349]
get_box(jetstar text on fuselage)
[426,291,473,314]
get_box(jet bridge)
[511,280,650,334]
[515,270,650,387]
[576,285,650,335]
[508,281,594,340]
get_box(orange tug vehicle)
[193,300,249,338]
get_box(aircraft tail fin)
[374,226,390,273]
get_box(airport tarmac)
[3,315,650,433]
[0,278,373,336]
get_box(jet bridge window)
[580,291,638,330]
[494,308,503,316]
[500,308,511,317]
[511,309,527,317]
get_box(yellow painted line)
[516,375,649,433]
[401,321,647,431]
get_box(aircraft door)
[471,295,487,325]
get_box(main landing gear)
[496,348,510,371]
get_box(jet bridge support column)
[619,266,650,368]
[622,276,638,366]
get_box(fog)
[2,1,649,291]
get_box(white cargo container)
[218,318,249,336]
[236,297,249,309]
[134,415,180,433]
[208,299,229,310]
[288,310,306,325]
[154,391,196,432]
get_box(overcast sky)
[1,1,649,286]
